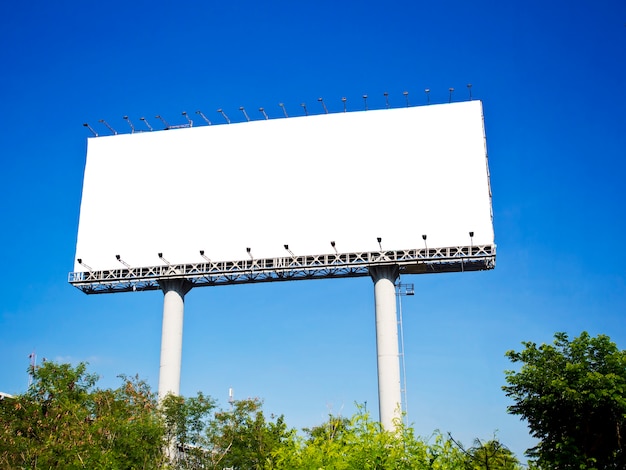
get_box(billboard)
[73,100,493,273]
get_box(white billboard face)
[74,101,493,272]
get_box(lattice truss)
[68,245,496,294]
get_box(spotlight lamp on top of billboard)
[123,116,135,133]
[318,97,328,114]
[139,117,153,131]
[195,110,212,125]
[217,109,230,124]
[82,123,98,137]
[239,107,251,122]
[181,112,193,127]
[98,119,117,135]
[70,88,496,432]
[155,115,170,130]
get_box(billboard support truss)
[69,244,496,294]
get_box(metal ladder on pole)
[396,281,414,427]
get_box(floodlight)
[259,107,269,120]
[155,115,171,130]
[99,119,118,135]
[403,91,409,107]
[318,97,328,114]
[377,237,382,250]
[76,258,93,271]
[284,244,295,257]
[140,117,153,131]
[115,254,130,268]
[199,250,211,262]
[341,97,347,112]
[467,83,473,101]
[158,252,171,265]
[425,89,431,105]
[449,87,455,103]
[422,234,428,253]
[278,103,288,118]
[300,103,308,116]
[123,116,135,133]
[182,111,193,127]
[469,231,474,253]
[239,106,250,122]
[330,241,338,254]
[246,247,253,260]
[384,92,390,109]
[363,94,368,111]
[195,110,212,125]
[83,123,98,137]
[217,109,230,124]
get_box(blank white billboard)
[74,101,493,272]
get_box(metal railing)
[68,244,496,294]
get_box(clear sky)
[1,0,625,461]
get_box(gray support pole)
[369,265,401,431]
[158,279,192,401]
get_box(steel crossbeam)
[68,245,496,294]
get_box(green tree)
[503,331,626,469]
[160,391,217,468]
[160,394,293,470]
[0,361,165,469]
[448,435,522,470]
[207,398,293,470]
[465,440,520,470]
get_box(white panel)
[74,101,493,271]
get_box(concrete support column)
[370,265,401,431]
[158,279,192,401]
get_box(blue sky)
[1,0,625,460]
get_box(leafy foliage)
[0,361,165,469]
[447,435,522,470]
[0,360,527,469]
[503,331,626,469]
[465,440,520,470]
[269,406,519,470]
[160,394,293,469]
